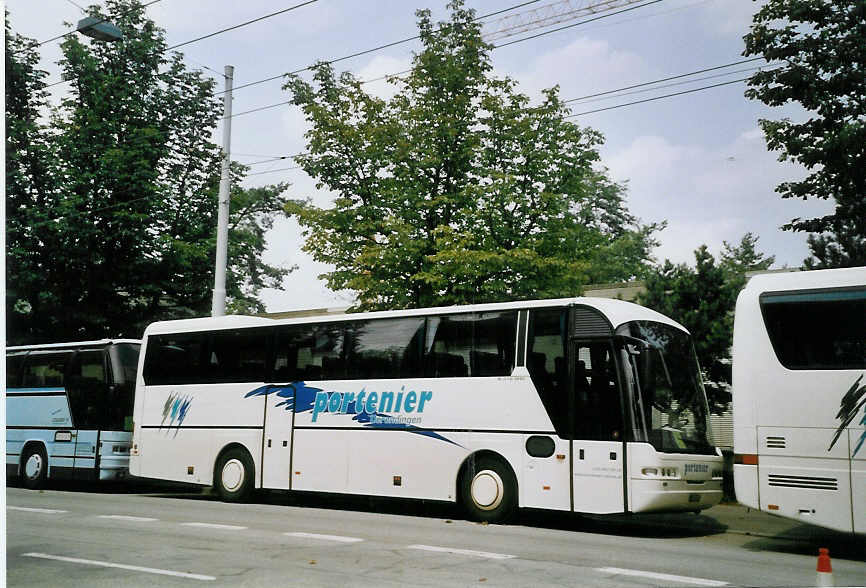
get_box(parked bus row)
[7,267,863,532]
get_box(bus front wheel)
[21,445,48,490]
[460,453,517,523]
[215,447,254,502]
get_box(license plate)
[688,493,700,503]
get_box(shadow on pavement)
[741,525,866,563]
[516,509,728,538]
[6,477,205,496]
[137,485,727,538]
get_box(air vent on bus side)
[768,474,838,491]
[570,306,613,338]
[765,436,786,449]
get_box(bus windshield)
[617,321,715,455]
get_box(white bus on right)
[733,267,866,534]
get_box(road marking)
[596,567,728,587]
[284,532,363,543]
[8,506,67,514]
[97,515,158,522]
[22,553,215,581]
[181,522,247,531]
[407,544,516,560]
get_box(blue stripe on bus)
[7,388,66,393]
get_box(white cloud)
[697,0,766,37]
[355,54,412,101]
[605,129,834,266]
[513,36,653,102]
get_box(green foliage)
[5,3,290,344]
[638,234,774,413]
[285,0,658,311]
[743,0,866,268]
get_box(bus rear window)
[760,288,866,370]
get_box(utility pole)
[212,65,234,317]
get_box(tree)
[743,0,866,268]
[5,2,291,344]
[637,234,774,413]
[5,11,62,343]
[284,0,659,311]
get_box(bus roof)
[7,339,141,351]
[142,297,687,336]
[743,266,866,294]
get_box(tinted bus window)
[6,351,27,388]
[528,308,568,435]
[207,329,269,383]
[143,334,207,385]
[114,343,140,385]
[426,314,472,377]
[426,311,517,377]
[67,349,109,429]
[345,317,425,379]
[471,311,517,376]
[274,323,344,381]
[760,288,866,370]
[22,352,72,388]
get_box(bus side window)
[67,350,108,429]
[22,352,73,388]
[275,324,343,382]
[143,334,207,386]
[527,308,569,436]
[6,352,27,388]
[573,342,623,442]
[426,315,471,377]
[471,311,517,377]
[344,317,425,380]
[208,329,269,383]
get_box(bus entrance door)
[570,340,626,514]
[261,386,293,490]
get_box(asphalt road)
[6,481,866,587]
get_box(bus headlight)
[641,467,678,478]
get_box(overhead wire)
[563,57,765,104]
[567,64,774,105]
[231,0,667,117]
[41,0,321,88]
[493,0,662,49]
[226,0,547,95]
[564,73,779,117]
[164,0,319,53]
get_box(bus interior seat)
[470,350,504,376]
[429,352,468,377]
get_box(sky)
[7,0,834,313]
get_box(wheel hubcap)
[25,453,43,480]
[221,459,244,492]
[471,469,504,511]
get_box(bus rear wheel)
[21,445,48,490]
[460,454,517,523]
[215,447,254,502]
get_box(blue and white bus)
[6,339,141,488]
[131,298,722,521]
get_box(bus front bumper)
[630,478,723,513]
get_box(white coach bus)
[7,340,141,488]
[130,298,722,521]
[733,267,866,534]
